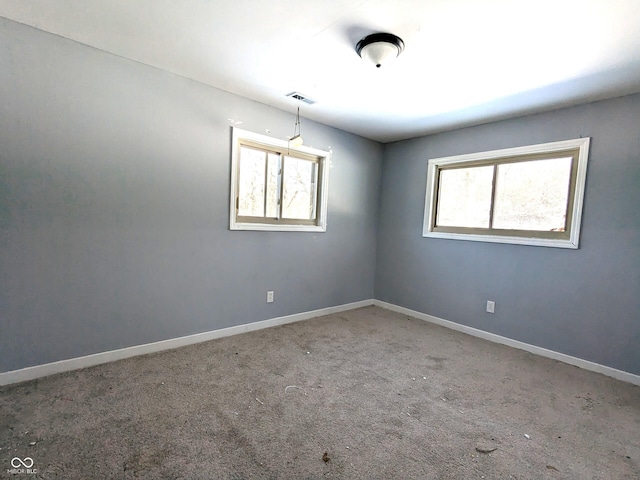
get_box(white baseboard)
[0,299,374,386]
[4,299,638,387]
[374,300,640,386]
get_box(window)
[423,138,590,248]
[230,128,330,231]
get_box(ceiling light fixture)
[356,33,404,68]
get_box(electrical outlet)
[486,300,495,314]
[267,291,274,303]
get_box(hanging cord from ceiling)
[288,103,303,153]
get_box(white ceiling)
[2,0,640,143]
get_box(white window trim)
[423,138,590,249]
[230,127,331,232]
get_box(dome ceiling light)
[356,33,404,68]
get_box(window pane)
[436,166,493,228]
[282,156,318,220]
[265,153,280,217]
[238,147,266,217]
[493,157,572,231]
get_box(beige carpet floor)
[1,306,639,479]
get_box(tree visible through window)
[423,138,590,248]
[230,128,330,232]
[237,147,319,222]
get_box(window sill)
[230,222,327,233]
[422,230,579,249]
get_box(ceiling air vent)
[286,92,316,104]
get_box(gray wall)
[0,18,382,373]
[376,94,640,375]
[2,16,638,378]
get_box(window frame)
[230,127,331,232]
[422,138,590,249]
